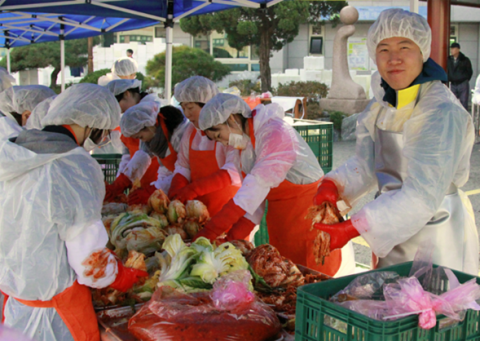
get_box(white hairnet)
[25,96,56,130]
[367,8,431,63]
[106,79,142,96]
[0,67,15,92]
[199,93,251,130]
[120,101,159,137]
[41,83,121,130]
[174,76,219,104]
[112,57,138,77]
[0,85,55,121]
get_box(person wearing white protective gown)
[167,76,242,223]
[314,8,479,275]
[118,102,190,203]
[473,73,480,105]
[104,79,167,202]
[25,96,57,130]
[98,57,138,86]
[0,83,148,341]
[195,93,356,277]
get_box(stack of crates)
[254,120,333,246]
[92,154,123,184]
[295,261,480,341]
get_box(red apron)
[121,134,158,189]
[246,117,342,276]
[189,129,239,217]
[13,281,100,341]
[157,115,177,172]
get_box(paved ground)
[333,139,480,268]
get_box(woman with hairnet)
[0,85,55,135]
[119,102,189,203]
[104,79,168,204]
[0,83,148,340]
[314,8,478,274]
[98,57,138,86]
[167,76,242,222]
[195,93,354,277]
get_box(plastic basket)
[295,261,480,341]
[254,202,269,246]
[293,119,333,173]
[92,153,123,184]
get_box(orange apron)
[120,135,140,158]
[13,281,100,341]
[246,117,342,276]
[157,115,177,172]
[189,129,238,217]
[1,291,7,324]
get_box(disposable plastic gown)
[232,104,323,216]
[25,96,56,130]
[0,124,107,341]
[326,71,476,259]
[473,74,480,105]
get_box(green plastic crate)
[92,153,123,184]
[293,119,333,173]
[295,262,480,341]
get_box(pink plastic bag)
[383,277,458,329]
[211,270,256,311]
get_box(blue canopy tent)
[0,0,283,99]
[0,12,158,90]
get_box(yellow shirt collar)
[390,84,420,110]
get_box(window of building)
[155,26,166,38]
[310,37,323,54]
[193,35,210,54]
[193,33,258,72]
[309,24,324,56]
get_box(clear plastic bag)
[128,271,281,341]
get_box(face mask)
[227,120,249,150]
[83,129,111,152]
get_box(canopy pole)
[164,0,174,104]
[5,31,10,74]
[427,0,450,71]
[6,48,10,74]
[410,0,419,13]
[60,24,65,92]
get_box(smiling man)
[313,8,479,275]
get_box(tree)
[180,1,347,91]
[145,45,231,89]
[0,37,100,89]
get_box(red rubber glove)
[109,262,149,292]
[168,173,190,199]
[313,179,339,207]
[226,217,256,241]
[105,173,132,202]
[193,199,246,242]
[314,220,359,251]
[128,185,156,206]
[175,170,232,203]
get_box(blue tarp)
[0,12,158,47]
[0,0,259,21]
